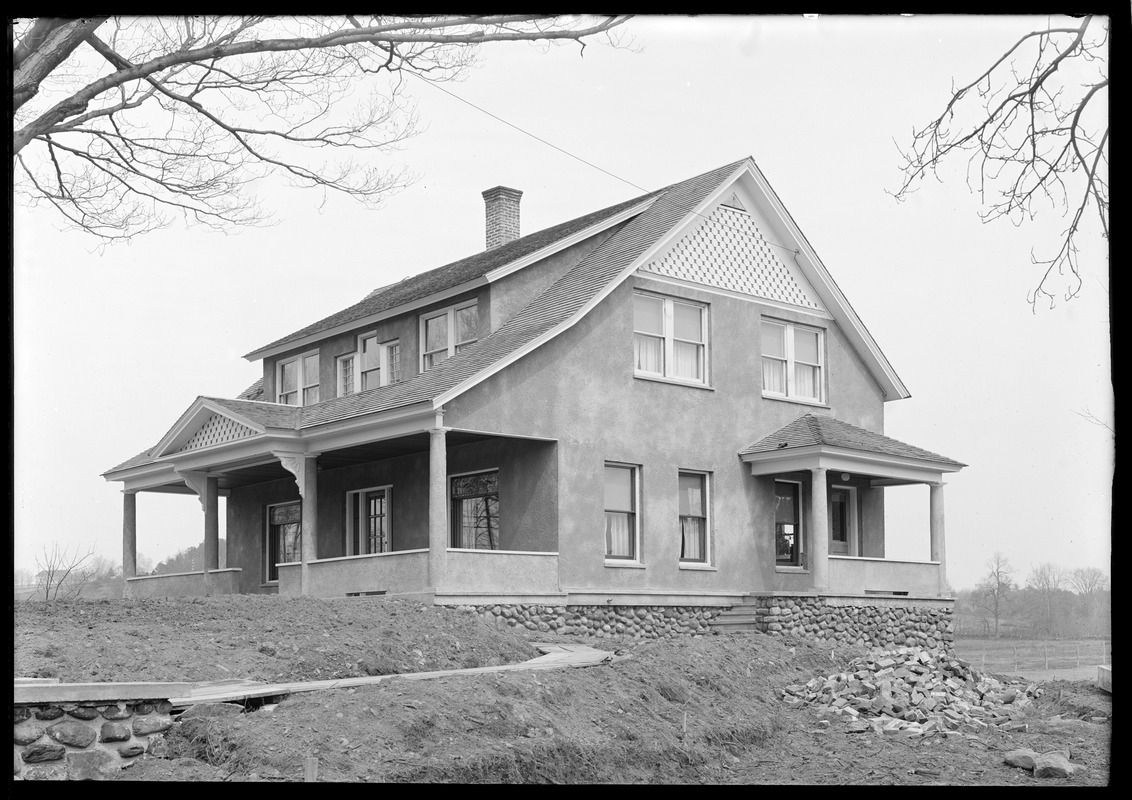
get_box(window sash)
[633,294,707,384]
[761,321,823,402]
[267,502,301,582]
[338,355,355,396]
[278,352,319,405]
[679,472,708,562]
[450,471,499,550]
[423,302,477,371]
[604,464,638,559]
[774,481,802,566]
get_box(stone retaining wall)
[468,604,724,639]
[749,596,954,649]
[13,700,174,780]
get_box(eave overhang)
[740,444,965,485]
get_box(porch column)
[428,427,449,591]
[274,451,320,597]
[930,481,948,596]
[176,470,212,595]
[810,467,829,591]
[122,492,137,580]
[203,476,219,595]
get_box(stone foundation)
[748,596,954,649]
[13,700,175,780]
[468,604,724,639]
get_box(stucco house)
[103,158,965,636]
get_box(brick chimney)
[482,186,522,250]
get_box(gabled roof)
[739,413,965,468]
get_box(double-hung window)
[604,463,639,561]
[265,501,301,582]
[633,293,707,384]
[346,486,392,555]
[277,352,319,405]
[336,337,401,397]
[678,471,709,563]
[761,320,824,403]
[422,301,478,371]
[450,470,499,550]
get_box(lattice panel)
[643,204,823,309]
[178,414,257,452]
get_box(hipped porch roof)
[739,413,965,483]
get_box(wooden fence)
[953,638,1111,673]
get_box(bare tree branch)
[893,15,1108,309]
[11,15,633,241]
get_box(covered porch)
[740,414,965,598]
[107,397,560,601]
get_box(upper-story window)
[337,335,401,397]
[277,351,319,405]
[761,319,824,403]
[633,292,707,384]
[421,301,478,371]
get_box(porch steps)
[709,602,763,634]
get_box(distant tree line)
[954,553,1110,639]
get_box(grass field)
[954,637,1111,674]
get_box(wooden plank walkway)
[168,643,615,708]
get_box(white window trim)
[337,336,401,397]
[830,484,859,557]
[633,291,709,386]
[264,500,301,584]
[678,469,712,566]
[276,349,320,406]
[603,461,642,566]
[346,484,393,556]
[420,300,478,372]
[761,319,825,404]
[774,478,805,571]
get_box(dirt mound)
[14,596,1110,784]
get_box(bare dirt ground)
[13,596,1111,784]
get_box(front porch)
[109,397,561,602]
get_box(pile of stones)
[781,646,1042,736]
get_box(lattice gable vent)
[178,413,258,452]
[642,202,823,310]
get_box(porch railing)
[827,556,944,597]
[278,549,430,597]
[125,568,242,598]
[445,549,559,594]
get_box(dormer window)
[336,336,401,397]
[421,300,478,371]
[761,319,824,403]
[277,351,319,405]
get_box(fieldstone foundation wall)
[749,596,954,649]
[468,604,724,639]
[13,700,174,780]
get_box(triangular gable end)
[639,181,826,312]
[152,398,267,458]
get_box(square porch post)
[428,427,449,591]
[930,481,948,596]
[810,467,829,591]
[273,451,320,597]
[122,491,137,580]
[203,476,219,595]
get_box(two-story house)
[103,158,965,637]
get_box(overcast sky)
[13,15,1111,591]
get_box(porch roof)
[739,413,965,483]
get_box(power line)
[407,71,802,258]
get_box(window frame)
[774,479,804,568]
[829,484,859,557]
[760,319,825,404]
[345,484,393,556]
[632,291,709,386]
[678,470,711,565]
[420,300,479,372]
[449,468,500,550]
[264,500,302,583]
[336,335,402,398]
[276,349,320,406]
[603,462,642,564]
